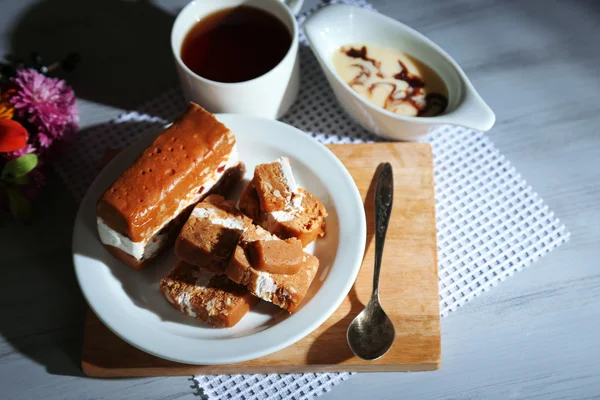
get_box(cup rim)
[171,0,299,87]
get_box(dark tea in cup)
[180,5,292,83]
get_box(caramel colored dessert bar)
[225,224,320,313]
[175,195,251,275]
[247,238,304,275]
[263,187,327,247]
[96,103,242,270]
[239,178,263,221]
[239,158,327,247]
[160,261,258,328]
[253,157,298,212]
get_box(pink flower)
[9,69,78,150]
[37,132,52,148]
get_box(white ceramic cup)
[171,0,301,119]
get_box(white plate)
[73,114,366,365]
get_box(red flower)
[0,119,28,153]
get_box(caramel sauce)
[393,60,425,89]
[335,44,448,117]
[345,47,384,78]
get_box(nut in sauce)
[333,44,448,117]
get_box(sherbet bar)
[239,157,327,247]
[225,224,320,313]
[253,156,299,212]
[96,103,241,269]
[175,194,251,275]
[160,261,258,328]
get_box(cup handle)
[283,0,303,15]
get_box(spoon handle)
[372,163,394,300]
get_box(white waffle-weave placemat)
[55,0,569,398]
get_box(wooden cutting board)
[82,143,440,377]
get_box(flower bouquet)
[0,53,79,220]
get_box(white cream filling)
[144,231,170,259]
[267,192,305,225]
[98,145,239,260]
[97,217,170,260]
[266,159,303,225]
[291,192,303,209]
[254,272,278,300]
[192,207,247,231]
[277,157,298,194]
[269,210,295,223]
[177,292,197,317]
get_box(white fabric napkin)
[54,0,569,398]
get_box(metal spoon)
[347,162,396,361]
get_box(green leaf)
[1,155,38,179]
[5,187,31,220]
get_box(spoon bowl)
[347,296,396,360]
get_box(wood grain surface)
[81,143,440,377]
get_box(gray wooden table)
[1,0,599,399]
